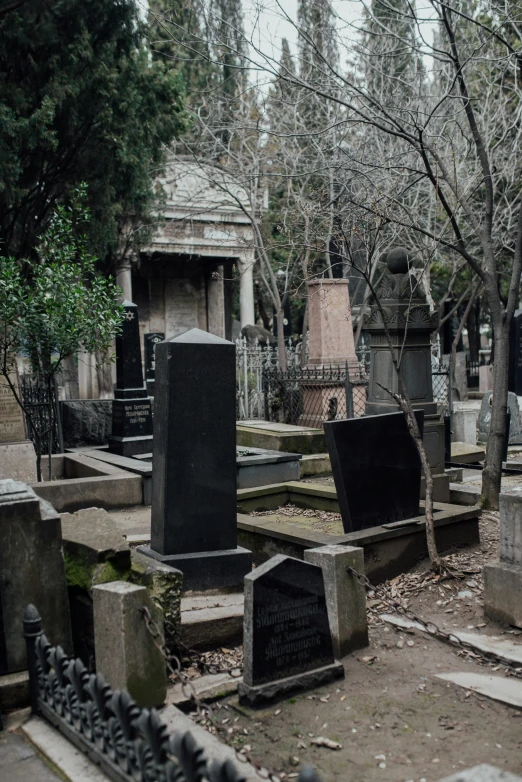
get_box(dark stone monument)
[364,247,448,502]
[478,391,522,445]
[238,554,344,706]
[144,332,164,382]
[139,328,252,591]
[509,309,522,396]
[324,411,424,533]
[108,301,153,457]
[0,480,72,674]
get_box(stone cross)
[108,300,153,457]
[139,328,251,591]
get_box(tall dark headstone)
[364,247,448,502]
[238,554,344,706]
[139,328,252,590]
[108,301,153,457]
[509,309,522,396]
[324,411,424,533]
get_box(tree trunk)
[481,320,510,508]
[276,309,287,371]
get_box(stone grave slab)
[478,391,522,445]
[0,480,71,674]
[324,411,423,533]
[238,554,344,706]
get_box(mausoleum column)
[238,252,255,328]
[115,256,133,303]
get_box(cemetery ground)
[177,510,522,782]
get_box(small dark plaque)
[244,555,335,687]
[111,399,153,438]
[509,309,522,396]
[144,333,164,381]
[324,411,424,533]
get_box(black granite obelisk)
[139,328,252,591]
[108,301,153,457]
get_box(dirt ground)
[195,512,522,782]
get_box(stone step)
[451,442,486,463]
[181,593,244,649]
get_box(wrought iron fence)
[235,337,302,421]
[23,604,320,782]
[432,366,450,414]
[262,365,368,427]
[19,374,63,453]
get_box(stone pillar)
[364,247,449,502]
[304,545,369,657]
[238,252,255,328]
[92,581,167,707]
[0,480,71,673]
[115,257,133,302]
[300,279,362,426]
[139,328,251,590]
[207,266,226,338]
[108,301,153,457]
[484,488,522,627]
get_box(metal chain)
[347,566,522,678]
[141,607,281,782]
[163,616,243,678]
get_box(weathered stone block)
[61,399,112,449]
[484,561,522,628]
[130,549,183,653]
[452,408,477,445]
[93,581,167,707]
[499,488,522,566]
[0,442,37,483]
[0,481,72,674]
[304,544,368,657]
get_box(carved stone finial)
[386,247,409,275]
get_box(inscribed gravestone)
[144,332,164,381]
[0,480,71,674]
[108,301,153,457]
[0,374,37,484]
[238,555,344,706]
[509,309,522,396]
[0,375,26,443]
[139,328,251,590]
[324,410,424,533]
[478,391,522,445]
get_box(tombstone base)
[108,435,154,457]
[137,545,252,591]
[484,561,522,628]
[238,662,345,707]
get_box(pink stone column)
[300,280,364,425]
[306,280,359,373]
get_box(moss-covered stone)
[130,550,183,655]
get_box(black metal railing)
[23,605,321,782]
[261,365,368,426]
[19,374,63,453]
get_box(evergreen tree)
[0,0,185,264]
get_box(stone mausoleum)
[78,158,256,399]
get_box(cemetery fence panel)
[261,365,368,426]
[24,604,322,782]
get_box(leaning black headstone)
[238,554,344,706]
[144,332,164,382]
[324,411,424,533]
[138,328,252,591]
[108,301,153,457]
[509,309,522,396]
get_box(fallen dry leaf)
[310,737,342,750]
